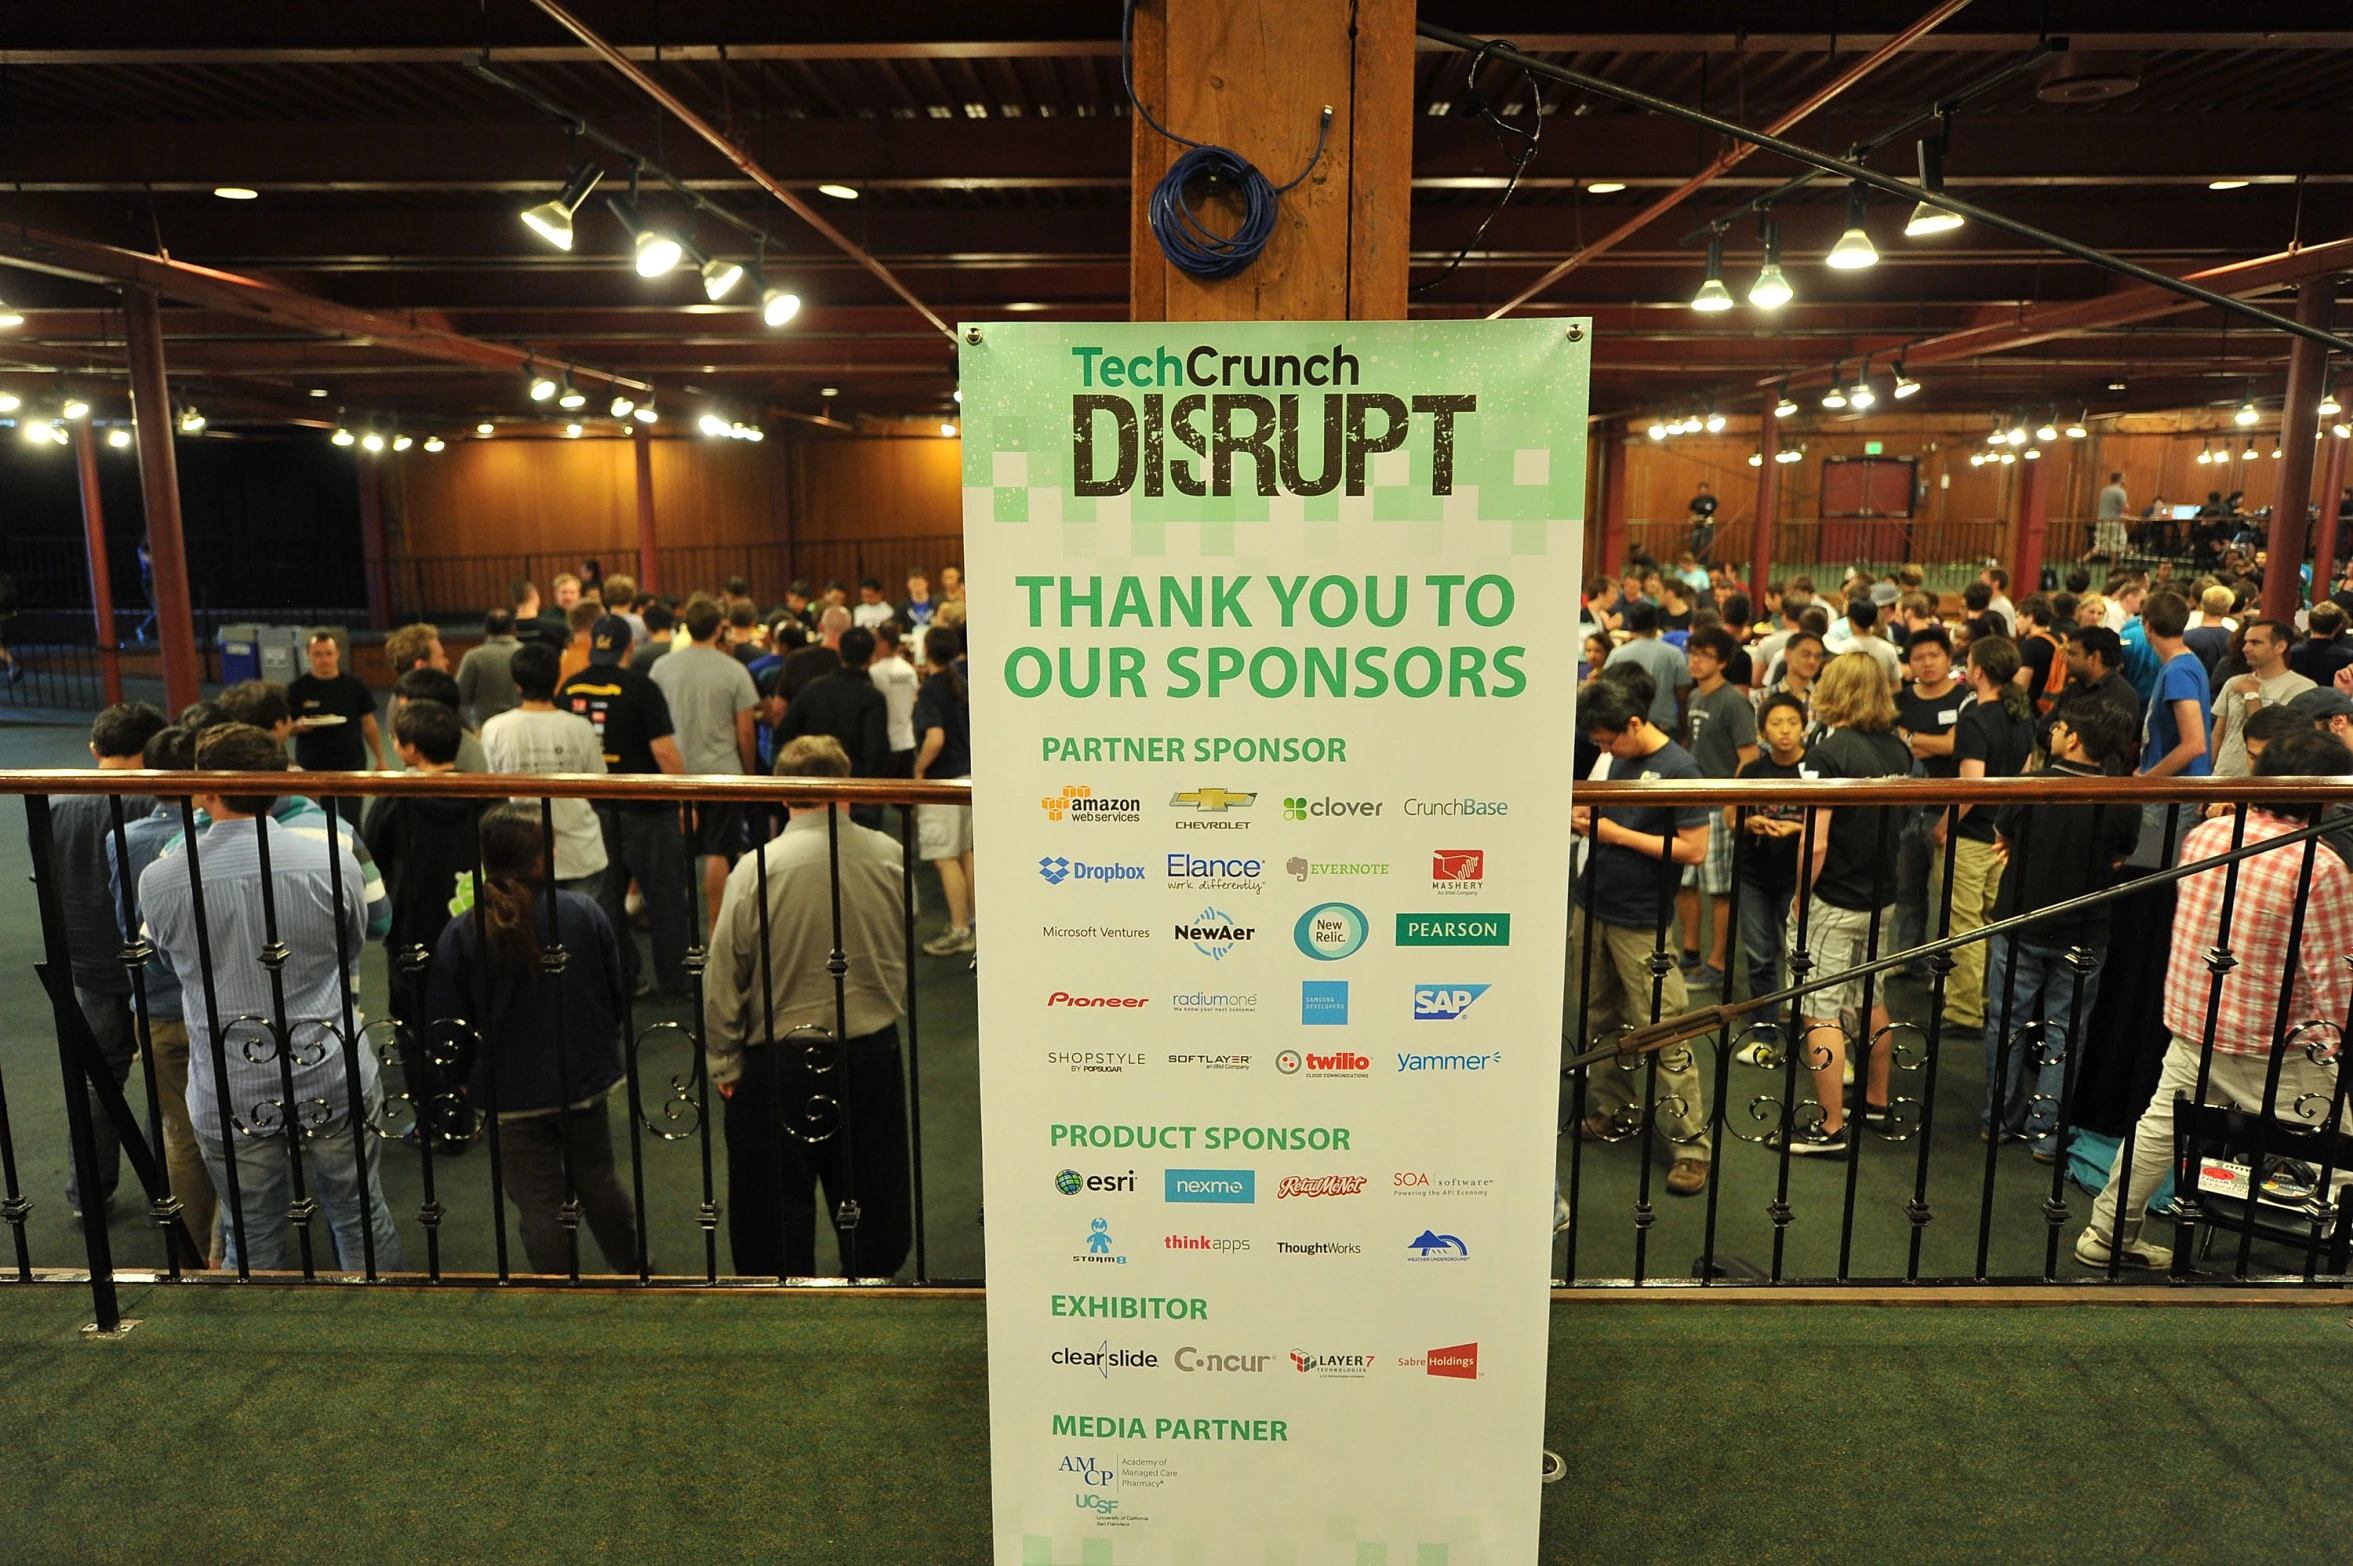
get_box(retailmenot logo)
[1048,992,1148,1009]
[1276,1174,1367,1200]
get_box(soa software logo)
[1293,902,1369,961]
[1413,984,1490,1020]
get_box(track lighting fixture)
[392,434,413,452]
[1820,381,1848,411]
[61,398,89,420]
[1904,138,1963,237]
[699,413,730,437]
[2064,411,2089,439]
[1647,420,1667,442]
[1774,446,1802,465]
[941,423,960,439]
[1704,410,1727,434]
[108,427,133,449]
[177,407,205,434]
[2036,417,2060,443]
[1772,389,1797,418]
[2322,386,2342,418]
[2333,422,2352,440]
[361,431,385,453]
[760,283,803,328]
[1968,451,1985,467]
[610,395,636,419]
[817,184,860,201]
[564,422,584,438]
[1997,450,2016,465]
[681,240,744,302]
[476,422,496,437]
[1848,369,1876,410]
[1690,236,1734,312]
[423,435,446,453]
[2235,401,2259,426]
[1748,220,1793,309]
[2195,441,2212,464]
[0,296,23,329]
[1824,181,1879,270]
[2021,446,2040,460]
[20,415,57,445]
[558,376,587,411]
[520,164,604,251]
[528,369,557,402]
[1748,451,1764,467]
[0,393,17,413]
[2004,425,2027,447]
[333,427,356,446]
[609,195,684,277]
[1891,358,1921,400]
[632,403,658,424]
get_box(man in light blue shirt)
[1601,600,1689,730]
[138,723,401,1273]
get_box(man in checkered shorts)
[2078,728,2353,1269]
[1676,627,1757,990]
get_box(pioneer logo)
[1048,992,1148,1009]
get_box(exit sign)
[1864,440,1884,455]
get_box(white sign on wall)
[963,318,1589,1565]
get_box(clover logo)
[1283,796,1308,820]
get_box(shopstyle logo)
[1301,981,1349,1026]
[1048,1049,1150,1075]
[1075,1216,1127,1265]
[1042,785,1141,824]
[1394,913,1510,947]
[1282,795,1383,820]
[1276,1174,1367,1200]
[1039,855,1148,886]
[1406,1229,1470,1261]
[1047,992,1148,1009]
[1412,984,1490,1020]
[1293,902,1370,961]
[1165,1168,1255,1204]
[1176,906,1255,960]
[1057,1168,1137,1196]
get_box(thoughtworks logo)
[1042,785,1141,824]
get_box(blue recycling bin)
[218,623,262,685]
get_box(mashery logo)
[1397,1343,1480,1379]
[1282,795,1383,821]
[1176,906,1255,960]
[1286,855,1391,882]
[1394,913,1510,947]
[1042,785,1142,824]
[1300,981,1349,1027]
[1430,849,1485,896]
[1293,901,1370,961]
[1164,1168,1255,1204]
[1056,1168,1137,1196]
[1039,855,1148,886]
[1406,1229,1470,1261]
[1167,851,1265,894]
[1171,787,1255,830]
[1047,991,1148,1010]
[1413,984,1490,1020]
[1276,1174,1368,1200]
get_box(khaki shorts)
[1790,898,1892,1019]
[917,797,973,860]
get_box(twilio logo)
[1306,1052,1367,1072]
[1048,992,1148,1009]
[1432,850,1484,883]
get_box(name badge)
[1938,709,1959,726]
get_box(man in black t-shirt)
[1569,680,1712,1197]
[1937,638,2036,1032]
[2058,626,2141,762]
[560,615,691,998]
[1731,692,1811,1028]
[1890,626,1969,964]
[1687,481,1719,563]
[285,632,386,824]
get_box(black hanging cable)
[1411,38,1543,294]
[1120,0,1332,281]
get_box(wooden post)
[2016,450,2052,600]
[2314,429,2351,605]
[2264,278,2334,622]
[121,286,201,715]
[1127,0,1412,322]
[357,458,392,629]
[73,417,125,707]
[634,421,661,595]
[1750,403,1780,611]
[1598,433,1629,577]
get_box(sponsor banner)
[970,318,1585,1563]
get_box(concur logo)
[1293,902,1369,961]
[1165,1168,1255,1204]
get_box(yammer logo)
[1414,984,1490,1020]
[1165,1168,1255,1204]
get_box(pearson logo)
[1394,913,1510,946]
[1042,785,1142,824]
[1413,984,1490,1020]
[1293,902,1370,961]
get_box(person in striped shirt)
[2078,728,2353,1270]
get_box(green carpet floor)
[1,1283,2347,1563]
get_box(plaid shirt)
[2163,811,2353,1055]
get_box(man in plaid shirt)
[2079,729,2353,1269]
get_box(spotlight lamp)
[2005,425,2028,447]
[361,431,386,453]
[684,242,744,302]
[2235,401,2259,426]
[699,412,731,437]
[1748,220,1793,309]
[2271,444,2283,459]
[423,435,446,453]
[1774,445,1803,465]
[392,433,413,452]
[2243,439,2258,460]
[1820,381,1848,411]
[1647,420,1668,442]
[1773,389,1798,419]
[476,422,496,437]
[20,416,57,446]
[177,407,206,434]
[528,370,558,402]
[61,398,90,420]
[1968,451,1985,467]
[1904,138,1964,238]
[611,395,637,419]
[1824,181,1879,270]
[1848,377,1877,411]
[0,393,17,412]
[632,403,658,425]
[817,184,860,201]
[108,426,133,449]
[2322,387,2343,419]
[1690,236,1735,313]
[1997,450,2017,465]
[609,196,684,277]
[1748,451,1765,467]
[2036,418,2060,444]
[2064,411,2089,439]
[2021,445,2041,460]
[1891,360,1922,399]
[519,163,604,251]
[1704,410,1727,434]
[2195,441,2212,465]
[0,296,23,329]
[558,376,587,411]
[333,427,356,446]
[941,422,959,439]
[760,283,803,328]
[564,422,584,438]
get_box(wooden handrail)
[1575,775,2353,805]
[0,770,973,805]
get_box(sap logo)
[1077,1494,1120,1515]
[1431,849,1484,883]
[1165,1168,1255,1204]
[1396,1050,1504,1072]
[1407,1229,1470,1261]
[1301,981,1349,1026]
[1039,856,1148,886]
[1062,1454,1115,1487]
[1175,907,1255,960]
[1282,795,1382,820]
[1413,984,1491,1020]
[1171,787,1255,813]
[1055,1169,1137,1196]
[1047,992,1149,1009]
[1292,901,1369,961]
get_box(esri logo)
[1057,1168,1137,1196]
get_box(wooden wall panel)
[790,435,964,538]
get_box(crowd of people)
[1574,556,2353,1271]
[44,562,973,1279]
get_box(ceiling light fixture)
[1748,219,1793,309]
[564,422,584,438]
[2322,386,2343,418]
[2235,401,2259,426]
[1748,451,1764,467]
[0,393,16,413]
[760,283,803,327]
[2333,421,2352,440]
[1775,446,1802,464]
[423,435,446,453]
[2004,424,2027,447]
[2195,441,2212,464]
[1969,451,1985,467]
[1848,364,1877,410]
[817,183,860,201]
[308,387,330,398]
[632,403,658,424]
[1891,357,1921,399]
[559,376,587,411]
[520,163,604,251]
[681,240,744,301]
[333,427,356,446]
[821,386,840,399]
[2064,410,2089,439]
[1998,450,2016,465]
[2036,417,2060,443]
[213,186,259,201]
[108,427,133,448]
[528,369,557,402]
[609,196,684,277]
[1904,139,1963,237]
[0,296,23,329]
[1704,410,1727,435]
[476,422,495,437]
[2271,444,2284,459]
[1586,181,1626,195]
[2208,179,2250,191]
[699,413,730,437]
[1690,236,1735,312]
[1647,420,1668,441]
[392,433,414,452]
[361,431,385,453]
[1772,388,1798,418]
[61,398,90,420]
[2021,445,2041,460]
[610,395,636,419]
[1820,375,1848,411]
[1824,181,1879,270]
[177,407,205,434]
[941,422,960,438]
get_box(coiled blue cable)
[1122,0,1332,281]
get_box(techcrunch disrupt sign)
[1052,1123,1353,1151]
[1003,574,1526,703]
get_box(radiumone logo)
[1413,984,1490,1020]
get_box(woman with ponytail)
[426,802,639,1274]
[1934,636,2038,1035]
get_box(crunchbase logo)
[1403,797,1510,818]
[1042,785,1142,824]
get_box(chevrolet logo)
[1171,788,1256,812]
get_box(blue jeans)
[1981,935,2105,1154]
[1892,805,1936,957]
[1736,878,1793,1003]
[197,1079,404,1273]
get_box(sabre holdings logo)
[1042,785,1142,824]
[1399,1343,1480,1379]
[1176,906,1255,961]
[1038,855,1147,886]
[1170,787,1255,830]
[1430,849,1485,895]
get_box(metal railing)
[391,537,964,620]
[4,770,2350,1329]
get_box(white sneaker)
[1552,1193,1573,1236]
[922,927,975,957]
[2074,1226,2172,1270]
[1734,1039,1775,1066]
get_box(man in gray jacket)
[705,734,910,1279]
